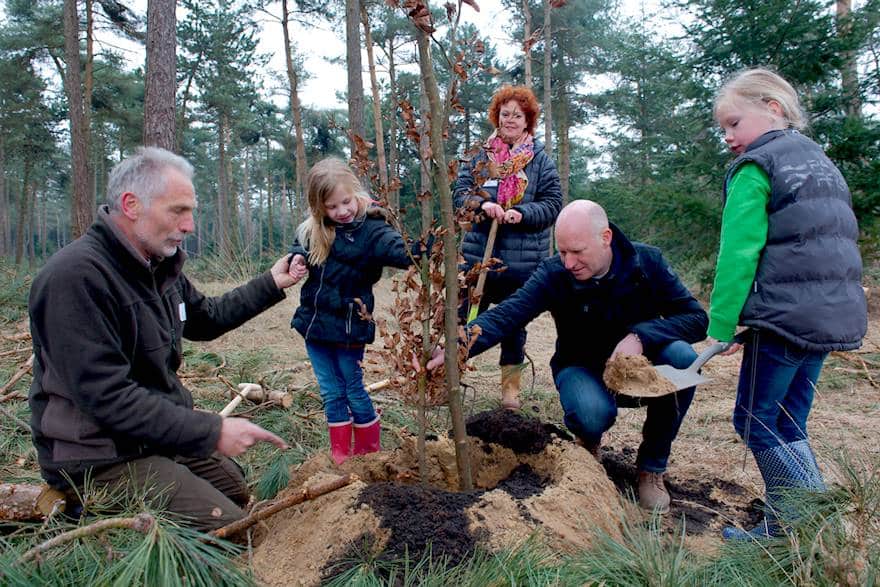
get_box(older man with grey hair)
[28,146,305,531]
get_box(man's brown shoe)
[637,471,671,513]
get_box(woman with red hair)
[454,85,563,409]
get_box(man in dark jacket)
[28,147,302,531]
[428,200,708,512]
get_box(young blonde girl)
[289,158,414,465]
[709,69,867,539]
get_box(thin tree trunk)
[542,0,552,156]
[40,191,47,258]
[280,173,289,247]
[837,0,861,118]
[0,137,8,256]
[64,0,94,238]
[415,27,473,492]
[281,0,308,216]
[242,147,252,248]
[522,0,532,87]
[417,77,433,485]
[27,184,36,266]
[387,38,401,211]
[144,0,177,150]
[345,0,365,150]
[361,4,388,192]
[217,120,229,256]
[265,135,275,253]
[558,91,570,204]
[14,160,32,265]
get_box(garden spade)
[653,341,733,392]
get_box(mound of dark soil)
[465,409,568,453]
[356,482,482,566]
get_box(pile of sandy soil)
[252,410,627,587]
[603,354,677,397]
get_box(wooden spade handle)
[467,218,499,322]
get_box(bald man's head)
[555,200,613,281]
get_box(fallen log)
[0,483,65,522]
[209,474,355,539]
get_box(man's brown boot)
[637,471,671,513]
[500,364,522,410]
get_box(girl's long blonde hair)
[295,158,372,265]
[714,68,807,130]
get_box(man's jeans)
[306,340,377,425]
[554,341,698,473]
[734,329,827,453]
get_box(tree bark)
[281,0,308,218]
[837,0,861,118]
[217,117,229,255]
[386,38,401,211]
[64,0,94,238]
[542,0,552,156]
[522,0,532,87]
[345,0,366,150]
[415,26,473,492]
[558,90,570,204]
[144,0,177,150]
[14,160,32,265]
[0,137,8,257]
[361,4,388,192]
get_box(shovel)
[653,341,733,392]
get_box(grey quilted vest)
[723,129,866,352]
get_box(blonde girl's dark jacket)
[289,209,412,345]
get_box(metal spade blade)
[652,341,732,392]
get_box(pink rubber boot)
[353,415,381,455]
[328,419,353,465]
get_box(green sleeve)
[707,163,770,341]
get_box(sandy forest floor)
[1,274,878,584]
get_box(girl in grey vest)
[709,68,867,540]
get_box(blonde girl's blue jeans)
[306,341,377,425]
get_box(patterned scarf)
[486,131,534,209]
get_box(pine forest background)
[2,0,880,288]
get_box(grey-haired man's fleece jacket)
[28,208,286,488]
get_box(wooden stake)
[209,474,355,539]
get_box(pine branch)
[21,512,155,564]
[209,474,354,539]
[0,354,34,398]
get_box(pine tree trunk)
[387,39,401,211]
[64,0,94,239]
[243,148,253,247]
[522,0,532,87]
[415,26,473,492]
[837,0,861,118]
[558,93,570,204]
[280,174,290,247]
[542,0,552,155]
[346,0,365,150]
[144,0,177,150]
[14,160,32,265]
[0,137,8,257]
[281,0,308,220]
[217,120,229,256]
[361,5,388,191]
